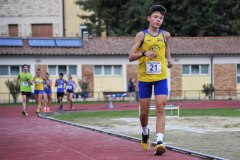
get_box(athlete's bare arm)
[73,81,77,91]
[55,80,58,87]
[163,31,173,68]
[129,32,144,62]
[48,79,52,87]
[129,31,158,62]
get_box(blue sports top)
[56,79,65,92]
[66,80,75,91]
[44,79,52,91]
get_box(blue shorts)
[138,79,168,98]
[67,90,74,93]
[44,89,52,95]
[34,90,44,95]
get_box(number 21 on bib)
[146,62,161,74]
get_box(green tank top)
[18,72,33,92]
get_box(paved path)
[0,106,206,160]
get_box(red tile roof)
[0,36,239,56]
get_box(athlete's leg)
[139,82,152,130]
[155,95,167,135]
[139,81,152,151]
[22,95,27,111]
[37,93,43,111]
[140,98,151,128]
[66,92,70,105]
[34,93,38,104]
[47,94,52,107]
[59,96,63,109]
[69,93,73,108]
[153,79,168,155]
[43,93,47,107]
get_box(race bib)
[146,62,161,74]
[58,85,63,88]
[67,85,73,90]
[23,81,28,86]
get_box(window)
[94,65,122,76]
[114,65,122,75]
[182,64,209,75]
[69,65,77,75]
[48,65,77,75]
[32,24,53,37]
[58,66,67,75]
[182,65,190,74]
[191,65,199,74]
[237,64,240,83]
[94,65,102,75]
[8,24,18,37]
[201,65,209,74]
[0,65,22,76]
[48,65,57,75]
[10,66,19,75]
[104,66,112,75]
[0,66,8,75]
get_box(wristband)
[142,51,146,56]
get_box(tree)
[76,0,240,36]
[202,83,214,100]
[78,79,90,101]
[5,79,20,103]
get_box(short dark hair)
[59,73,63,77]
[23,64,28,67]
[45,72,49,76]
[148,5,167,16]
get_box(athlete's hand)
[145,52,157,59]
[167,59,173,68]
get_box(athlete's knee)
[155,105,165,115]
[140,108,149,117]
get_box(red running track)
[0,106,206,160]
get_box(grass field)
[54,108,240,120]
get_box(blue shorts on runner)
[34,90,44,95]
[44,89,52,95]
[138,79,168,98]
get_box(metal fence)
[1,90,240,104]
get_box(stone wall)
[35,64,48,76]
[82,65,94,97]
[0,0,60,17]
[214,64,237,96]
[170,64,182,97]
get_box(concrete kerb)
[38,112,228,160]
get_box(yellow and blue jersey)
[34,77,44,91]
[138,29,167,82]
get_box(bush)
[202,83,214,99]
[78,79,90,101]
[5,79,20,103]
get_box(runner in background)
[34,68,44,113]
[43,72,52,112]
[66,74,77,110]
[17,64,33,117]
[55,73,66,111]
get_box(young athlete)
[55,73,66,111]
[17,64,33,117]
[34,68,44,113]
[129,5,173,155]
[66,74,77,110]
[43,72,52,112]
